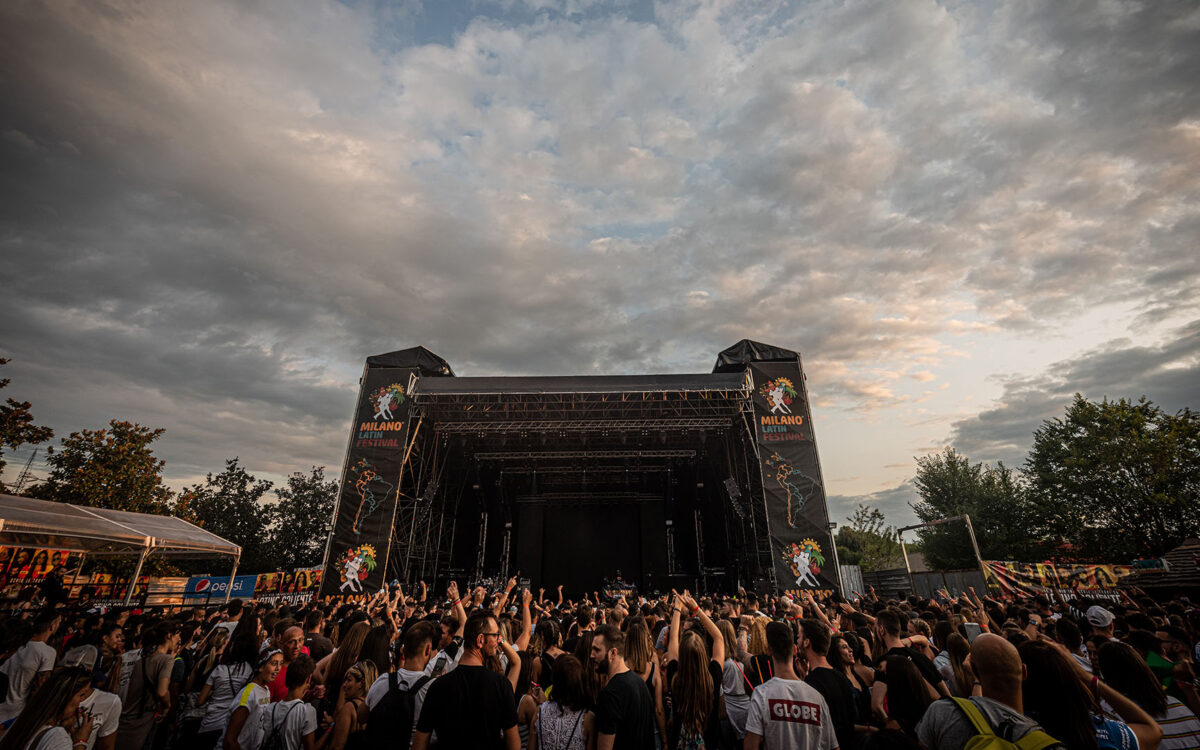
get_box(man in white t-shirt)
[0,612,61,725]
[260,654,317,750]
[366,621,438,747]
[744,621,838,750]
[62,645,122,750]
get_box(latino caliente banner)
[983,561,1134,602]
[749,362,837,591]
[320,366,417,597]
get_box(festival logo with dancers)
[784,538,825,588]
[758,377,798,415]
[370,383,406,421]
[338,544,377,593]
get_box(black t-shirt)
[305,633,333,664]
[879,646,943,692]
[415,664,518,749]
[805,666,856,749]
[665,659,723,749]
[595,670,655,750]
[746,653,774,688]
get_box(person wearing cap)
[62,645,122,750]
[1087,605,1118,641]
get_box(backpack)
[952,697,1060,750]
[364,672,431,745]
[261,702,300,750]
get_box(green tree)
[29,420,173,514]
[0,359,55,491]
[268,466,336,570]
[912,447,1036,569]
[835,505,903,572]
[1025,395,1200,561]
[180,458,276,573]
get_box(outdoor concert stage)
[320,342,839,597]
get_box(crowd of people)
[1,574,1199,750]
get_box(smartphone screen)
[431,655,448,677]
[964,622,983,643]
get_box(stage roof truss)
[475,449,696,461]
[433,417,736,435]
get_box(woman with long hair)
[718,619,751,746]
[0,667,92,750]
[534,620,565,691]
[357,625,391,678]
[114,621,175,750]
[830,634,873,733]
[316,621,370,718]
[177,626,230,747]
[529,655,593,750]
[665,592,725,750]
[945,633,974,698]
[877,655,933,738]
[1098,641,1200,750]
[515,652,546,749]
[1019,639,1161,750]
[571,632,600,708]
[192,632,258,750]
[743,616,773,688]
[315,660,377,750]
[625,618,667,748]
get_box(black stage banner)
[319,365,417,597]
[749,362,837,591]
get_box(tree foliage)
[29,420,173,514]
[1025,395,1200,562]
[0,359,54,491]
[269,466,337,570]
[180,458,276,573]
[912,447,1036,569]
[835,505,903,572]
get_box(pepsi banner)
[184,574,259,600]
[319,365,417,597]
[749,362,837,592]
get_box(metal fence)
[849,566,986,600]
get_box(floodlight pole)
[124,547,149,606]
[896,514,986,596]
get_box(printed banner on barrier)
[319,366,418,597]
[749,362,836,591]
[983,561,1134,602]
[184,574,260,600]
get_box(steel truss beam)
[476,449,696,461]
[433,418,733,434]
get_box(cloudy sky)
[2,0,1198,527]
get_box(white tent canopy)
[0,493,241,603]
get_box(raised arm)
[667,592,682,663]
[516,588,533,652]
[681,592,723,664]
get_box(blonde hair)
[747,616,770,656]
[345,660,378,697]
[624,620,654,674]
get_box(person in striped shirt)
[1099,642,1200,750]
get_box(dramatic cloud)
[1,0,1197,501]
[950,317,1200,467]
